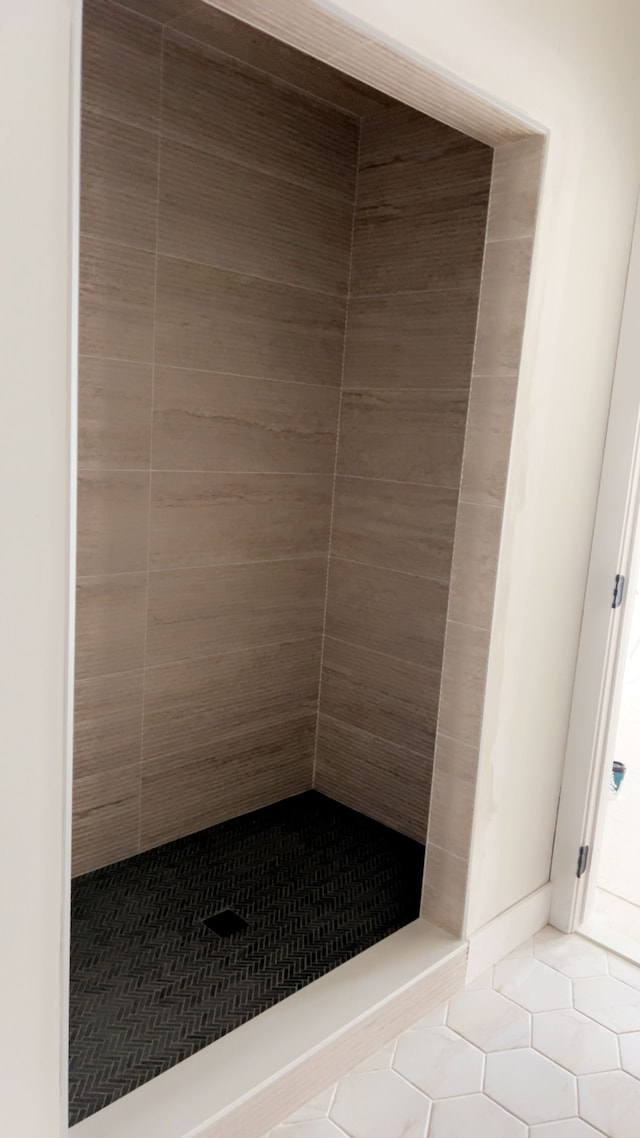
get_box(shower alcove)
[71,0,543,1130]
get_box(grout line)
[155,249,349,302]
[143,634,320,675]
[76,554,326,582]
[320,711,433,759]
[81,99,162,138]
[312,121,361,784]
[78,353,340,390]
[137,29,165,855]
[447,616,492,635]
[78,467,335,477]
[324,633,440,673]
[336,472,460,491]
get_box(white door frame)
[551,194,640,933]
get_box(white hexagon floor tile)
[393,1024,483,1098]
[532,1008,620,1075]
[579,1070,640,1138]
[283,1085,336,1123]
[573,974,640,1031]
[530,1121,608,1137]
[329,1069,430,1138]
[429,1093,527,1138]
[413,1003,447,1028]
[608,954,640,990]
[493,957,573,1013]
[353,1039,395,1073]
[619,1030,640,1077]
[447,988,530,1051]
[270,1121,346,1138]
[484,1048,577,1124]
[533,929,609,979]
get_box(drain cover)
[202,909,248,938]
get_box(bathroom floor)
[267,927,640,1138]
[69,791,423,1124]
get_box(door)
[551,194,640,935]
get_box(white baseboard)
[466,883,552,981]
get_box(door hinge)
[577,844,589,878]
[612,573,625,608]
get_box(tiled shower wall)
[73,0,364,874]
[73,0,493,875]
[315,106,493,841]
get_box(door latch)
[612,574,625,609]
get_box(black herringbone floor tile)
[69,791,423,1124]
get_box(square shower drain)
[202,909,248,937]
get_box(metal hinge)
[612,573,625,609]
[577,845,589,878]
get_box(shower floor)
[69,790,424,1124]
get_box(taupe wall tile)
[320,636,439,750]
[162,32,358,200]
[117,0,199,23]
[82,0,162,130]
[359,105,493,198]
[486,136,544,242]
[79,357,153,470]
[460,376,518,507]
[331,477,457,580]
[152,369,340,474]
[315,715,432,842]
[167,5,393,116]
[343,289,479,391]
[337,390,467,486]
[421,843,469,937]
[146,558,326,665]
[140,716,314,850]
[473,236,534,376]
[155,255,346,385]
[449,502,502,630]
[149,472,332,569]
[72,765,140,876]
[350,181,489,296]
[427,733,479,861]
[143,638,322,763]
[79,237,155,361]
[76,572,147,677]
[74,670,144,779]
[325,558,448,668]
[81,107,159,250]
[158,138,352,294]
[438,620,491,749]
[77,471,149,576]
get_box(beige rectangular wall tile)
[80,107,159,250]
[162,32,358,201]
[331,477,457,579]
[359,104,493,198]
[350,181,489,296]
[152,369,340,474]
[82,0,162,129]
[473,236,534,376]
[74,669,144,780]
[337,390,468,486]
[78,357,152,470]
[487,136,544,241]
[320,636,438,750]
[461,376,518,507]
[77,470,149,575]
[79,237,156,361]
[167,5,393,116]
[438,620,491,749]
[315,715,432,842]
[140,717,315,850]
[343,289,479,391]
[421,842,469,936]
[143,638,321,763]
[449,501,502,629]
[72,765,140,877]
[149,471,332,569]
[325,557,448,668]
[146,558,326,665]
[155,255,346,385]
[158,138,353,294]
[427,732,479,861]
[75,572,147,678]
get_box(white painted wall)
[0,2,75,1136]
[325,0,640,933]
[4,0,640,1133]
